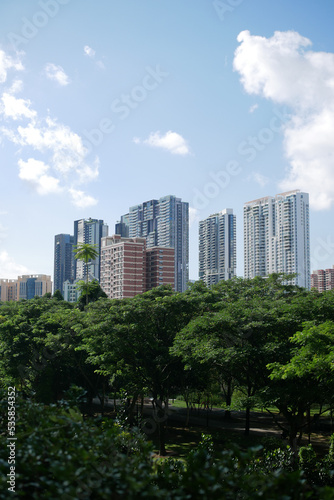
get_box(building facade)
[0,275,52,301]
[117,195,189,292]
[17,275,52,299]
[74,218,108,282]
[54,233,74,294]
[100,235,147,299]
[0,279,18,302]
[63,279,81,302]
[311,266,334,292]
[100,236,176,299]
[244,190,310,289]
[199,209,236,286]
[146,247,175,291]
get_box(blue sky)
[1,0,334,282]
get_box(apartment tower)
[244,190,310,289]
[54,233,74,294]
[117,195,189,292]
[199,209,236,286]
[146,247,175,291]
[100,235,147,299]
[311,266,334,292]
[74,218,108,282]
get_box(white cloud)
[248,171,269,187]
[83,46,105,69]
[0,47,98,205]
[136,131,191,155]
[18,157,49,181]
[249,104,258,113]
[234,30,334,210]
[0,50,23,83]
[18,158,61,195]
[68,188,98,208]
[0,251,32,279]
[45,63,70,86]
[76,157,100,183]
[1,93,36,120]
[84,45,96,58]
[7,117,99,184]
[8,79,24,94]
[3,116,99,201]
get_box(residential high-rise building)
[117,195,189,292]
[100,235,147,299]
[63,279,81,302]
[100,236,175,299]
[74,218,108,282]
[115,214,130,238]
[54,234,74,294]
[311,266,334,292]
[0,279,17,302]
[146,247,175,291]
[199,209,236,286]
[244,190,310,289]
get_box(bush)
[1,394,333,499]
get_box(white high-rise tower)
[243,190,310,289]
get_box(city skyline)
[0,188,322,287]
[1,1,334,281]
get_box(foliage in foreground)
[1,394,334,499]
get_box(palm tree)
[73,243,100,305]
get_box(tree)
[267,321,334,447]
[79,285,206,455]
[53,289,64,300]
[76,279,107,310]
[73,243,99,305]
[172,274,307,435]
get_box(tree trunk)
[245,406,250,436]
[185,400,190,427]
[224,380,233,420]
[127,392,139,426]
[140,393,144,416]
[153,398,168,456]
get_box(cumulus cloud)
[2,114,99,199]
[8,79,23,94]
[249,104,258,113]
[135,131,191,155]
[0,49,23,83]
[234,30,334,210]
[68,188,98,208]
[0,251,32,279]
[0,48,99,205]
[45,63,70,86]
[1,93,36,120]
[83,45,105,69]
[18,158,61,195]
[84,45,96,58]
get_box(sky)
[1,0,334,283]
